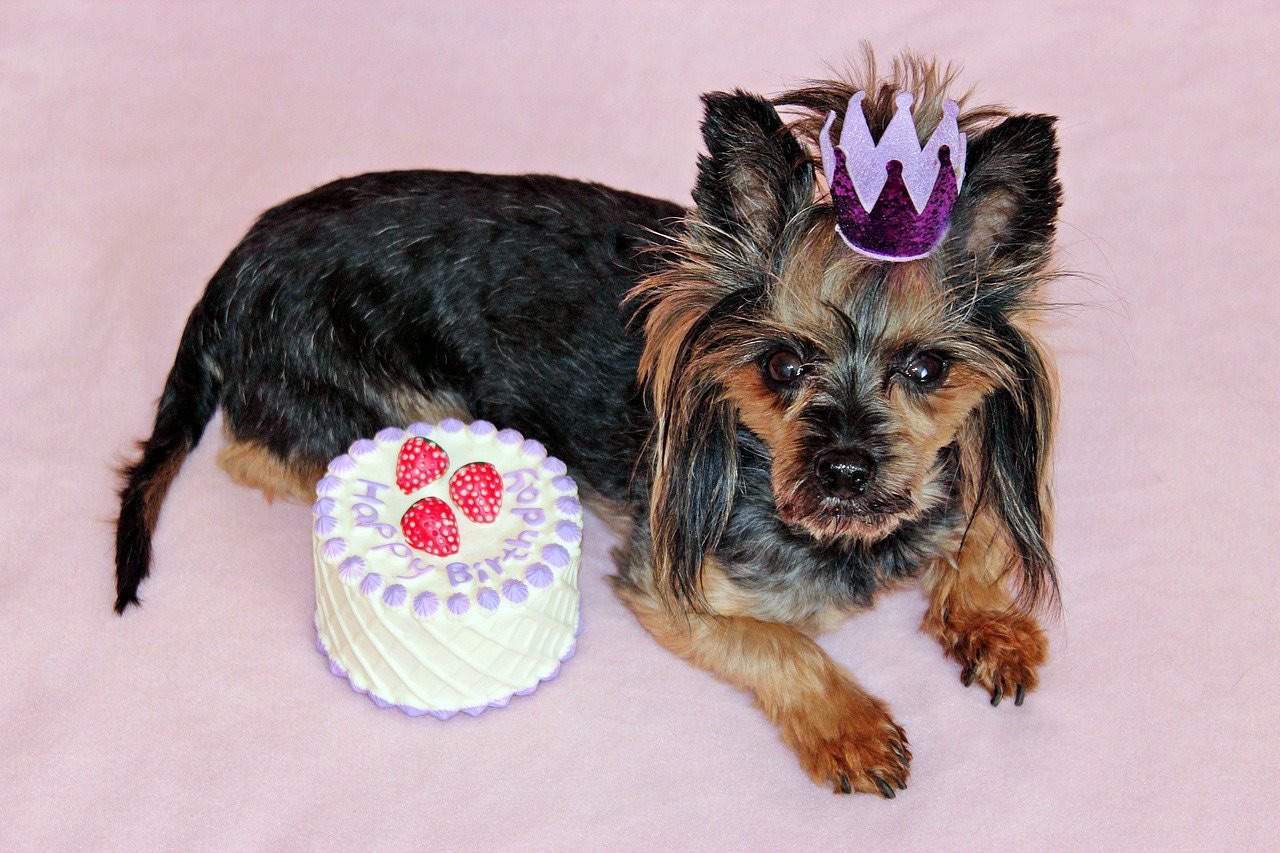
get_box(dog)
[115,54,1062,796]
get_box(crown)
[819,91,967,261]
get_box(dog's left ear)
[946,114,1062,284]
[693,91,814,251]
[947,115,1062,613]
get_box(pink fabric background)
[3,1,1277,848]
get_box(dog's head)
[634,55,1061,613]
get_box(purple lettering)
[510,506,545,526]
[353,479,390,506]
[447,562,473,586]
[503,469,540,504]
[396,558,434,580]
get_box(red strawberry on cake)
[449,462,503,523]
[396,436,449,493]
[401,496,460,556]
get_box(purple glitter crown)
[820,91,967,262]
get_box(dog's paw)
[779,686,911,797]
[946,610,1047,706]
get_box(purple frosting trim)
[376,427,406,443]
[359,572,383,596]
[312,497,336,517]
[412,591,439,618]
[556,497,581,517]
[555,521,582,544]
[551,475,575,494]
[349,438,378,457]
[526,563,553,588]
[541,457,567,476]
[496,428,522,445]
[519,439,547,460]
[477,587,500,610]
[382,584,407,607]
[541,543,570,568]
[338,556,366,581]
[328,455,356,475]
[408,422,433,438]
[316,475,343,496]
[447,593,470,615]
[323,538,348,560]
[313,615,580,721]
[314,515,338,536]
[468,420,496,435]
[502,579,529,603]
[439,418,464,434]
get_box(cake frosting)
[312,419,582,718]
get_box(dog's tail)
[114,299,221,613]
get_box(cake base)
[312,615,581,720]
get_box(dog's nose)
[815,449,876,499]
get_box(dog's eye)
[765,350,806,384]
[902,352,948,389]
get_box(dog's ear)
[972,319,1058,613]
[693,91,814,251]
[946,114,1061,289]
[645,286,760,614]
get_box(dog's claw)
[837,773,851,795]
[961,666,975,686]
[991,683,1003,706]
[874,775,895,799]
[1015,684,1026,706]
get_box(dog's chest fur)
[711,440,964,621]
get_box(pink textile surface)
[2,1,1277,848]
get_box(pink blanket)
[3,1,1276,847]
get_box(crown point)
[895,91,914,110]
[943,99,960,118]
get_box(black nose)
[815,449,877,499]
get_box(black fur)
[693,91,815,247]
[114,298,220,611]
[115,170,683,609]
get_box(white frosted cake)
[311,419,582,718]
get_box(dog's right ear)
[693,91,814,251]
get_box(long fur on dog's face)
[633,55,1061,614]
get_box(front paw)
[945,610,1047,706]
[778,685,911,797]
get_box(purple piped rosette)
[312,419,583,720]
[413,591,439,618]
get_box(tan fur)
[142,449,186,530]
[386,387,472,426]
[217,430,324,503]
[922,507,1048,701]
[612,563,910,795]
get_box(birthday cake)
[311,419,582,718]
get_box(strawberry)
[401,497,460,556]
[449,462,503,524]
[396,437,449,494]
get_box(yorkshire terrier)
[115,54,1062,796]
